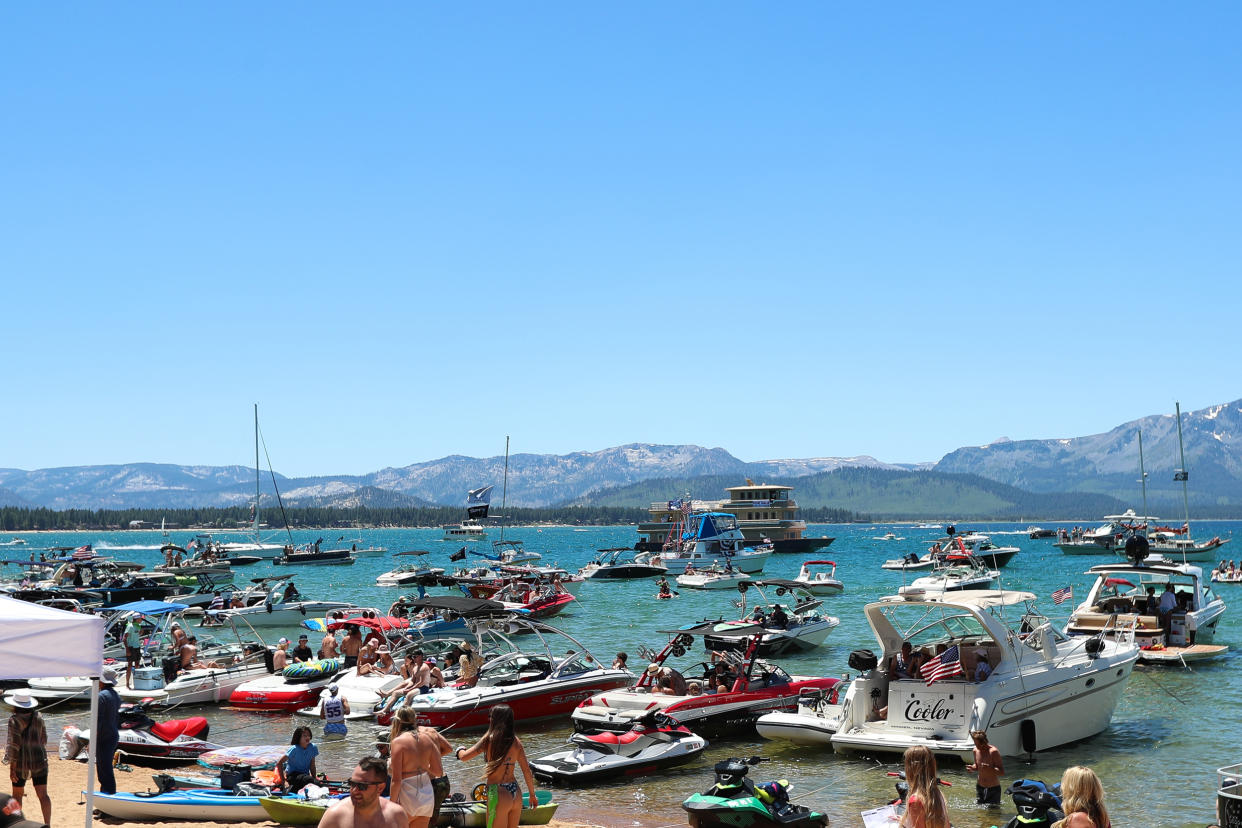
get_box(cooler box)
[131,666,165,690]
[1168,614,1188,647]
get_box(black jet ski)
[531,712,707,785]
[682,757,826,828]
[998,779,1064,828]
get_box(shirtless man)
[966,729,1005,805]
[319,756,407,828]
[321,630,340,661]
[341,627,363,669]
[389,708,452,828]
[180,636,220,671]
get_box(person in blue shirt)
[95,668,121,795]
[276,726,319,792]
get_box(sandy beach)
[34,758,609,828]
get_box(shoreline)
[39,757,617,828]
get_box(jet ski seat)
[150,717,210,741]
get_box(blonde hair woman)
[1053,766,1110,828]
[900,745,950,828]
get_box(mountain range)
[1,398,1239,515]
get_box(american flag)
[72,544,94,560]
[921,644,963,686]
[1052,586,1073,605]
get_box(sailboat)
[215,405,290,559]
[441,485,492,541]
[1141,403,1229,563]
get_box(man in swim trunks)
[319,755,407,828]
[341,626,363,668]
[320,629,340,661]
[389,709,452,828]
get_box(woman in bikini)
[899,745,951,828]
[1053,766,1111,828]
[455,704,537,828]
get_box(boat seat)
[150,716,209,741]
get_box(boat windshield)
[876,603,993,650]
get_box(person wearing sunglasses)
[320,756,407,828]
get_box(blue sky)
[3,4,1239,477]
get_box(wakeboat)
[793,561,843,595]
[908,557,999,593]
[1064,559,1228,663]
[571,629,837,737]
[1055,510,1153,554]
[206,579,358,628]
[827,589,1139,760]
[376,557,445,588]
[578,548,668,580]
[700,579,839,655]
[492,540,542,565]
[676,562,750,591]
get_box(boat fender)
[1020,719,1037,753]
[265,602,273,613]
[299,604,306,615]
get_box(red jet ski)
[72,700,223,766]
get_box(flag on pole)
[72,544,94,560]
[921,644,963,686]
[1052,586,1073,604]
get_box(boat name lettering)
[903,697,953,722]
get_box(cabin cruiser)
[653,512,772,574]
[826,589,1138,760]
[699,579,839,655]
[571,628,837,737]
[578,548,668,580]
[1065,559,1227,663]
[1055,510,1152,554]
[443,520,489,540]
[793,560,843,595]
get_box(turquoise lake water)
[12,521,1242,827]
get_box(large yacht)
[636,482,834,555]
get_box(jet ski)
[531,712,707,785]
[65,699,222,766]
[682,757,826,828]
[998,779,1065,828]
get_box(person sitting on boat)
[180,636,221,671]
[684,562,696,575]
[769,605,790,630]
[973,650,992,682]
[357,642,381,675]
[273,638,290,672]
[653,676,678,696]
[292,635,315,663]
[426,657,445,688]
[888,641,923,680]
[751,606,767,625]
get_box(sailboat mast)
[499,436,510,542]
[1174,401,1193,542]
[254,403,261,539]
[1137,429,1149,534]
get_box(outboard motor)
[848,649,878,672]
[1000,779,1064,828]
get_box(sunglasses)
[347,779,382,791]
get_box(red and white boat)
[494,584,575,619]
[571,628,838,738]
[228,658,344,711]
[381,602,631,730]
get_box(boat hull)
[400,671,634,731]
[90,790,271,821]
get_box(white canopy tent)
[0,595,105,828]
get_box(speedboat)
[701,580,839,655]
[376,562,445,587]
[571,629,837,737]
[207,579,358,628]
[492,539,542,565]
[756,684,847,746]
[1065,559,1228,663]
[272,544,355,566]
[531,712,708,785]
[228,659,345,711]
[793,561,843,595]
[579,548,668,580]
[879,552,938,572]
[391,613,631,730]
[294,665,407,720]
[676,563,749,591]
[653,512,772,574]
[828,589,1139,760]
[908,557,999,593]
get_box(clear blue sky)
[3,4,1239,477]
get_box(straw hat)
[645,663,661,676]
[459,642,473,652]
[8,692,37,709]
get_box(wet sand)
[37,758,610,828]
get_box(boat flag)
[450,547,467,562]
[467,485,493,519]
[921,644,963,686]
[72,544,94,560]
[1052,586,1073,604]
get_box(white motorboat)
[491,539,542,565]
[676,563,750,590]
[376,562,445,587]
[700,579,839,655]
[828,589,1139,760]
[443,521,489,541]
[756,684,847,746]
[793,560,843,595]
[1065,559,1228,663]
[880,552,938,572]
[294,665,407,719]
[1055,510,1153,554]
[909,558,999,593]
[653,512,771,574]
[206,580,357,628]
